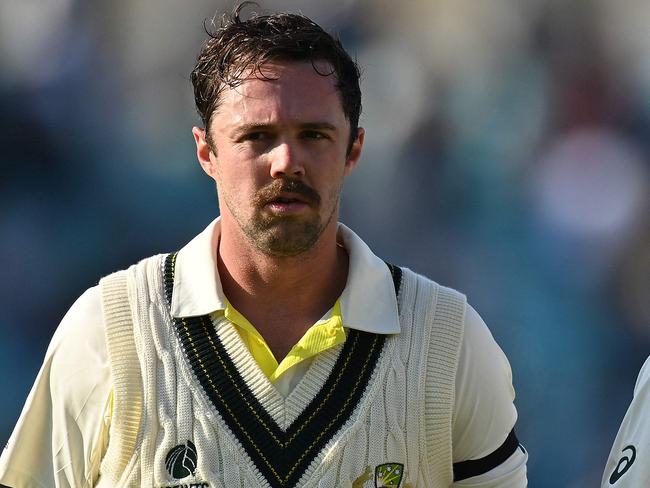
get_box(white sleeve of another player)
[601,357,650,487]
[0,286,112,488]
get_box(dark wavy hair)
[190,2,362,151]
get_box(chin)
[254,223,324,257]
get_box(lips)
[265,194,311,215]
[269,193,309,205]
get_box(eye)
[243,132,270,142]
[301,130,327,140]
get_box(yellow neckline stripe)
[224,300,346,382]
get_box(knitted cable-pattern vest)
[97,253,465,488]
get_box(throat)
[258,319,314,364]
[217,234,350,367]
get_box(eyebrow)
[230,122,338,138]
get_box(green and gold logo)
[375,463,404,487]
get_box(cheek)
[218,164,263,197]
[318,168,346,202]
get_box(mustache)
[255,179,321,206]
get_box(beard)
[224,178,338,257]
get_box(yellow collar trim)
[224,300,346,382]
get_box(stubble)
[223,178,339,257]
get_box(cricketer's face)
[193,61,364,257]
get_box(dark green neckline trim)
[163,252,401,487]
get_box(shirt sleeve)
[0,286,112,488]
[601,356,650,487]
[451,304,528,487]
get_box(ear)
[193,126,218,180]
[344,127,365,176]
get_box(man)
[602,357,650,486]
[0,5,527,487]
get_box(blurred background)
[1,0,649,486]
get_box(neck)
[216,216,348,356]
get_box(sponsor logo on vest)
[609,445,636,484]
[160,440,211,488]
[166,440,198,478]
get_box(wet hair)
[190,2,361,151]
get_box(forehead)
[213,61,346,127]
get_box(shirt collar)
[170,217,400,334]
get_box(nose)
[268,141,305,178]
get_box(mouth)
[256,179,321,215]
[269,193,310,205]
[265,194,311,214]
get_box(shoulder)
[452,301,526,482]
[458,304,513,386]
[99,254,168,303]
[398,269,509,379]
[52,286,105,361]
[398,268,467,315]
[0,285,111,486]
[453,302,518,455]
[400,269,516,445]
[48,285,110,399]
[401,270,525,480]
[103,253,167,281]
[400,269,508,377]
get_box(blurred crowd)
[1,1,648,486]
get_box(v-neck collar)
[213,313,345,430]
[162,252,402,488]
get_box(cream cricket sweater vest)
[96,253,465,488]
